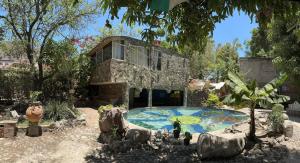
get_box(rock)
[99,108,127,133]
[26,125,42,137]
[49,119,67,129]
[98,132,113,144]
[275,135,285,143]
[283,121,293,137]
[259,118,268,125]
[125,128,151,144]
[10,110,20,119]
[77,114,86,122]
[284,137,289,141]
[282,113,289,120]
[197,133,246,159]
[284,125,293,137]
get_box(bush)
[267,104,284,134]
[205,92,222,107]
[98,104,113,114]
[44,100,77,121]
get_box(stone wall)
[90,36,190,91]
[239,57,277,87]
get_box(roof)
[88,36,188,59]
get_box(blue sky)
[82,9,257,57]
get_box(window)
[113,40,125,60]
[157,52,161,71]
[147,49,151,68]
[166,60,169,69]
[103,42,112,62]
[183,59,186,68]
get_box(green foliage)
[29,91,42,103]
[173,118,181,132]
[0,0,99,89]
[184,132,192,140]
[44,100,77,121]
[98,104,113,114]
[267,104,284,134]
[42,40,92,101]
[0,67,32,101]
[205,92,222,107]
[100,0,298,51]
[224,71,290,140]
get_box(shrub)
[205,92,222,107]
[44,100,77,121]
[267,104,284,134]
[98,104,113,114]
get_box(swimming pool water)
[125,107,248,133]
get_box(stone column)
[148,89,152,108]
[183,87,188,107]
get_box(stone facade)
[239,57,300,100]
[239,57,277,87]
[89,36,190,108]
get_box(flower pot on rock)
[184,132,192,146]
[26,102,43,137]
[173,129,180,139]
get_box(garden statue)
[173,118,181,139]
[184,132,192,146]
[26,91,43,137]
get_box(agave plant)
[224,72,290,141]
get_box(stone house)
[239,57,300,101]
[88,36,190,109]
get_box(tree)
[211,40,240,81]
[269,12,300,83]
[99,0,299,51]
[0,0,99,89]
[245,25,272,57]
[224,72,290,140]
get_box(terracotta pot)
[26,102,43,123]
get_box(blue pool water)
[125,107,248,133]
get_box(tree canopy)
[100,0,299,51]
[0,0,99,89]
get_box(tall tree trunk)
[249,104,256,141]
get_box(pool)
[125,107,248,133]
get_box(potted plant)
[173,118,181,139]
[26,91,43,137]
[184,132,192,146]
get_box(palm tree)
[224,72,290,141]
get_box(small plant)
[184,132,192,146]
[173,118,181,139]
[44,100,77,121]
[267,104,284,134]
[98,104,113,114]
[205,92,222,107]
[29,91,42,103]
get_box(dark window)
[147,49,151,68]
[103,42,112,62]
[183,59,186,68]
[167,60,169,69]
[157,52,161,71]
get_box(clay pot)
[26,102,43,123]
[173,129,180,139]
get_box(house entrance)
[129,88,149,109]
[152,90,184,106]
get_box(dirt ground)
[0,108,100,163]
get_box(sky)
[82,9,258,57]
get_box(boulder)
[99,108,127,133]
[197,132,246,159]
[125,128,151,144]
[283,121,293,137]
[283,113,289,120]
